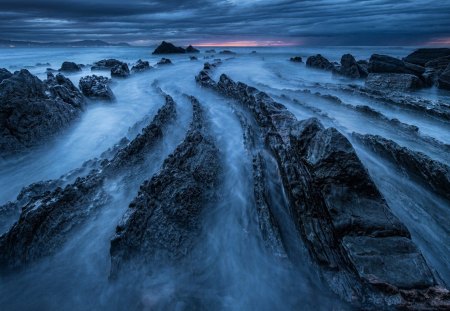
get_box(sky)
[0,0,449,46]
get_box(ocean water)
[0,46,449,310]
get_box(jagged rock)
[0,94,177,271]
[111,63,130,78]
[365,73,423,91]
[157,58,172,65]
[438,63,450,90]
[131,59,151,73]
[404,48,450,66]
[186,45,200,53]
[333,54,366,78]
[110,96,220,277]
[353,133,450,201]
[290,56,302,63]
[59,61,81,72]
[219,50,236,55]
[152,41,186,54]
[0,68,13,83]
[306,54,334,71]
[368,54,425,78]
[196,70,447,309]
[79,75,115,100]
[91,59,124,70]
[0,69,85,155]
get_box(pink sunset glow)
[193,40,300,47]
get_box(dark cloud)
[0,0,449,45]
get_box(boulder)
[333,54,366,78]
[190,56,198,61]
[404,48,450,66]
[438,63,450,90]
[157,58,172,65]
[0,70,84,155]
[186,45,200,53]
[91,59,124,70]
[152,41,185,54]
[79,75,115,100]
[306,54,334,71]
[368,54,425,77]
[365,73,423,91]
[290,56,302,62]
[0,68,12,83]
[110,63,130,78]
[59,61,81,72]
[130,59,151,73]
[219,50,236,55]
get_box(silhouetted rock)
[110,96,220,277]
[306,54,334,71]
[152,41,186,54]
[365,73,423,91]
[290,56,302,62]
[0,68,12,83]
[0,69,85,156]
[131,59,151,73]
[91,59,124,70]
[368,54,425,77]
[438,63,450,90]
[219,50,236,55]
[111,63,130,78]
[59,61,81,72]
[186,45,200,53]
[79,75,115,100]
[157,58,172,65]
[404,48,450,66]
[333,54,366,78]
[190,56,198,61]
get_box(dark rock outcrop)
[0,69,85,155]
[365,73,423,91]
[0,94,177,271]
[79,75,115,101]
[404,48,450,66]
[353,133,450,201]
[368,54,425,78]
[157,58,172,65]
[110,96,220,277]
[91,59,124,71]
[438,63,450,90]
[196,70,447,309]
[205,49,216,53]
[333,54,367,79]
[219,50,236,55]
[130,59,151,73]
[186,45,200,53]
[290,56,302,63]
[0,68,12,83]
[306,54,334,71]
[111,63,130,78]
[152,41,186,54]
[59,61,82,72]
[190,56,198,61]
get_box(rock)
[91,59,124,70]
[404,48,450,66]
[152,41,185,54]
[219,50,236,55]
[290,56,302,62]
[333,54,364,78]
[438,63,450,90]
[79,75,115,101]
[365,73,423,91]
[110,96,220,277]
[190,56,198,61]
[59,61,81,72]
[425,55,450,71]
[0,69,84,155]
[205,49,216,53]
[368,54,425,77]
[186,45,199,53]
[306,54,334,71]
[0,68,12,83]
[111,63,130,78]
[157,58,172,65]
[354,133,450,201]
[130,59,151,73]
[196,69,445,309]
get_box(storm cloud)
[0,0,449,45]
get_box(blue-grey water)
[0,46,449,310]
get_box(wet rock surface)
[438,63,450,90]
[59,61,82,72]
[91,59,124,71]
[404,48,450,66]
[110,96,220,277]
[365,73,423,91]
[368,54,425,78]
[157,58,172,65]
[333,54,367,79]
[130,59,151,73]
[0,68,12,83]
[290,56,302,62]
[0,94,177,271]
[196,68,448,309]
[306,54,335,71]
[79,75,115,100]
[0,69,85,156]
[111,63,130,78]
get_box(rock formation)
[79,75,115,101]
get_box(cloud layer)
[0,0,449,45]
